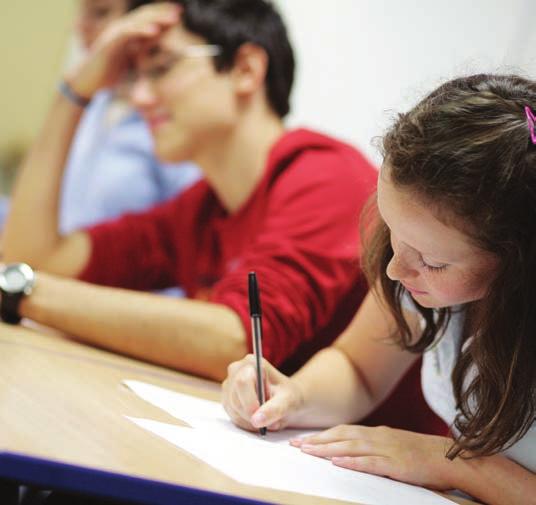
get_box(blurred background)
[1,0,535,197]
[0,1,76,197]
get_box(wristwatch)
[0,263,35,324]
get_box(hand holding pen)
[248,271,267,435]
[222,353,303,433]
[221,271,305,433]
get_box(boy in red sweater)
[3,0,442,433]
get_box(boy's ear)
[231,43,268,96]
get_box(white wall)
[273,0,536,164]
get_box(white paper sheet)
[123,379,314,443]
[124,380,454,505]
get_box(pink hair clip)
[525,105,536,145]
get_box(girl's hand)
[222,354,305,432]
[65,3,181,99]
[291,425,457,490]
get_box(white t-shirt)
[403,295,536,472]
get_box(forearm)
[447,451,536,505]
[287,290,418,428]
[287,347,378,428]
[3,93,83,264]
[20,273,248,381]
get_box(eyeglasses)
[132,44,222,84]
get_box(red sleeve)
[78,196,183,290]
[211,149,377,366]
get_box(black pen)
[248,271,267,436]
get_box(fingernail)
[332,457,350,465]
[251,412,266,426]
[289,437,302,446]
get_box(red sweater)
[79,128,446,434]
[80,129,376,372]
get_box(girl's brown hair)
[363,74,536,458]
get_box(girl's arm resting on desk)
[294,426,536,505]
[222,289,420,430]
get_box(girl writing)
[222,74,536,504]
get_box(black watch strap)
[0,291,23,324]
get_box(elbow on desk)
[163,314,249,382]
[197,305,249,382]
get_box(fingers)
[290,425,393,465]
[293,425,376,458]
[299,439,375,459]
[266,420,284,431]
[242,355,292,428]
[222,354,294,431]
[222,399,259,433]
[135,1,182,17]
[294,424,374,446]
[125,2,181,31]
[233,364,262,416]
[290,425,398,479]
[97,3,180,50]
[127,2,181,34]
[222,356,265,429]
[332,455,393,478]
[249,393,290,429]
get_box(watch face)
[0,264,35,294]
[5,269,27,290]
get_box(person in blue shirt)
[1,0,200,237]
[60,0,200,233]
[59,87,199,233]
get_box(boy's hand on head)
[222,354,305,432]
[65,2,182,100]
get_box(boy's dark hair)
[362,74,536,460]
[127,0,155,10]
[153,0,295,117]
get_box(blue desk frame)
[0,452,270,505]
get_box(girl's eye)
[420,258,448,273]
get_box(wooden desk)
[0,323,479,505]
